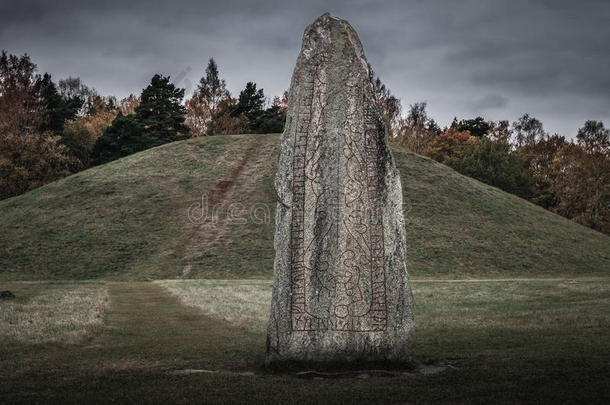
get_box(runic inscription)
[288,46,388,332]
[266,13,413,364]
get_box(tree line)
[375,82,609,234]
[0,53,286,199]
[1,50,608,234]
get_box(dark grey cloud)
[1,0,608,137]
[470,94,509,111]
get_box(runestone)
[266,13,414,363]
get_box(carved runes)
[288,69,388,331]
[266,13,413,363]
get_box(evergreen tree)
[249,104,286,133]
[451,116,490,138]
[232,81,290,134]
[234,82,265,121]
[91,113,144,164]
[92,74,189,164]
[34,73,82,136]
[134,74,190,144]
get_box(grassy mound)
[0,133,608,280]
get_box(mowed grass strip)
[158,279,272,333]
[0,282,108,344]
[157,278,610,358]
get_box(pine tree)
[34,73,81,136]
[234,82,265,120]
[91,113,144,164]
[134,74,190,144]
[451,116,490,138]
[92,74,189,164]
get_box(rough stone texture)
[266,13,414,364]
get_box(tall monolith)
[266,13,414,364]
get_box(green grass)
[159,279,272,333]
[1,279,608,404]
[158,278,610,358]
[2,134,608,403]
[0,133,608,280]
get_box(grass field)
[1,134,608,281]
[1,134,608,403]
[1,279,608,404]
[0,282,108,344]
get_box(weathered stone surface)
[266,13,414,364]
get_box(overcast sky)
[1,0,608,137]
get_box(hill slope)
[1,133,608,280]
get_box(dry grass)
[0,285,109,344]
[157,279,272,333]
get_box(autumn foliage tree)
[424,128,474,166]
[549,121,610,233]
[62,102,117,168]
[424,127,531,199]
[119,94,140,115]
[0,51,44,131]
[486,120,513,144]
[513,113,546,147]
[0,51,72,199]
[206,96,248,135]
[371,70,402,137]
[519,134,569,209]
[0,126,71,199]
[393,102,440,153]
[185,58,230,137]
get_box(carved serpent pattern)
[289,39,387,332]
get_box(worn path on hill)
[178,136,272,276]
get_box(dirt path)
[177,137,268,276]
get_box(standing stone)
[266,13,414,364]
